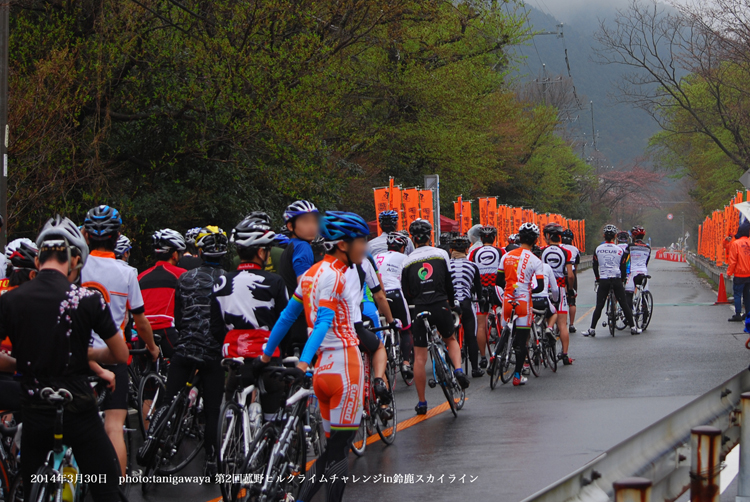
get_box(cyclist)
[560,229,580,333]
[266,229,290,274]
[541,223,575,365]
[374,232,414,379]
[169,226,228,475]
[210,213,289,419]
[531,245,559,337]
[0,215,129,500]
[403,218,469,416]
[138,229,187,357]
[582,225,642,336]
[260,211,370,502]
[505,234,520,252]
[616,231,630,250]
[114,234,132,262]
[469,225,504,370]
[467,224,483,255]
[368,210,415,256]
[278,200,319,357]
[626,226,651,314]
[450,234,484,377]
[345,253,395,403]
[495,223,546,386]
[178,227,203,270]
[81,205,159,476]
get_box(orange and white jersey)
[498,248,544,299]
[294,255,359,351]
[82,250,144,348]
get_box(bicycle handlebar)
[367,322,402,333]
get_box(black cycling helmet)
[561,229,574,244]
[409,219,433,244]
[83,205,122,240]
[232,214,276,249]
[451,234,471,252]
[517,222,540,245]
[616,231,630,243]
[543,223,564,242]
[387,232,409,251]
[603,224,618,241]
[6,238,38,270]
[378,210,399,232]
[478,226,497,244]
[196,226,229,257]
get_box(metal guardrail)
[578,255,593,273]
[686,251,733,298]
[521,369,749,502]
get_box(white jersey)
[594,242,627,279]
[374,250,406,292]
[0,255,7,279]
[368,233,414,257]
[344,256,380,324]
[561,244,580,271]
[532,263,559,302]
[627,242,651,273]
[82,250,143,348]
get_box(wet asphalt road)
[126,258,750,502]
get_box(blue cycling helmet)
[378,210,399,231]
[283,200,318,223]
[320,211,370,242]
[83,205,122,239]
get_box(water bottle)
[248,402,262,431]
[188,387,198,408]
[62,462,79,502]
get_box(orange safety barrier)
[698,190,746,265]
[655,248,686,263]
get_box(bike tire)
[307,396,326,459]
[615,304,627,330]
[28,465,58,502]
[278,416,306,501]
[218,401,244,502]
[445,355,465,411]
[641,291,654,330]
[488,340,502,390]
[432,344,456,417]
[158,392,205,474]
[137,371,167,440]
[376,360,398,444]
[351,413,368,456]
[545,334,558,373]
[499,328,515,384]
[608,294,616,337]
[237,422,277,502]
[528,325,541,377]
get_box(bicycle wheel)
[28,465,58,502]
[608,294,616,337]
[445,356,465,411]
[137,371,166,440]
[218,401,244,502]
[277,417,306,501]
[384,335,399,392]
[432,344,456,417]
[544,331,558,373]
[237,422,277,502]
[488,336,502,390]
[486,314,499,355]
[376,361,398,444]
[351,410,368,456]
[306,396,326,459]
[641,291,654,330]
[159,392,205,474]
[499,328,515,384]
[528,325,541,377]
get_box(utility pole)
[590,101,597,152]
[0,0,8,247]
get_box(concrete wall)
[578,255,593,273]
[686,252,732,298]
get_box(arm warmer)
[299,306,335,365]
[263,297,303,358]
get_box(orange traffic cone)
[716,274,733,305]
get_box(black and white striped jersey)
[449,257,482,303]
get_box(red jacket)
[727,237,750,278]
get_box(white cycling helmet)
[152,229,186,254]
[36,215,90,267]
[114,235,132,258]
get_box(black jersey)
[401,246,455,306]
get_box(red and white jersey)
[469,245,504,288]
[561,244,580,270]
[374,250,406,292]
[294,255,359,351]
[542,245,572,288]
[82,250,144,348]
[499,248,544,298]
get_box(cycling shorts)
[532,297,556,317]
[385,290,411,330]
[313,346,364,433]
[354,322,381,354]
[100,363,128,411]
[153,327,178,359]
[411,302,455,348]
[556,289,569,315]
[503,292,531,328]
[478,286,503,314]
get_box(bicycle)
[136,347,169,440]
[488,300,521,389]
[28,387,88,502]
[352,322,400,456]
[239,367,310,502]
[138,354,206,493]
[632,274,653,330]
[415,311,465,417]
[602,286,618,337]
[0,413,21,502]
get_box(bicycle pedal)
[428,379,437,388]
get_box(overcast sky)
[525,0,692,22]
